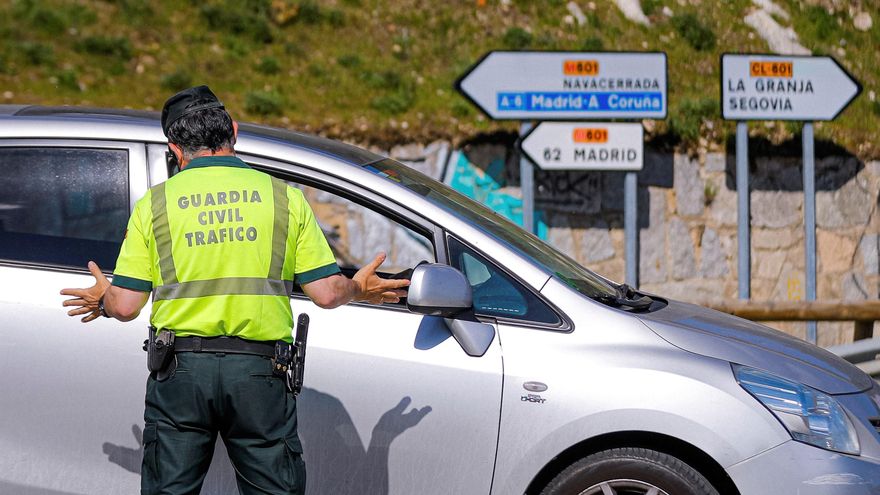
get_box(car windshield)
[364,158,619,299]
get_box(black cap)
[161,85,225,136]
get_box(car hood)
[637,299,873,394]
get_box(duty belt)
[174,336,282,357]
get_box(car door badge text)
[522,393,547,404]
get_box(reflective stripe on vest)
[268,177,289,280]
[151,182,178,285]
[150,176,292,301]
[153,278,294,301]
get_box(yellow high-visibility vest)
[112,156,339,342]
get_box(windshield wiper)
[596,283,654,310]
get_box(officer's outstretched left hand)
[353,253,410,304]
[60,261,111,322]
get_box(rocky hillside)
[0,0,877,156]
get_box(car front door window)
[278,180,435,283]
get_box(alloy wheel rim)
[579,478,670,495]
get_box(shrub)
[55,69,80,91]
[18,42,54,66]
[361,69,404,90]
[160,70,193,92]
[76,36,133,60]
[115,0,154,23]
[451,100,473,118]
[199,3,273,43]
[668,97,717,143]
[503,27,532,50]
[641,0,662,16]
[105,61,127,76]
[337,54,362,69]
[256,56,281,75]
[284,42,304,56]
[804,6,838,41]
[13,0,96,30]
[580,36,603,51]
[326,9,345,27]
[371,90,414,115]
[25,7,67,33]
[298,1,322,24]
[306,63,326,78]
[672,13,716,51]
[245,90,284,116]
[225,38,251,58]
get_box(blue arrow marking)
[497,92,663,112]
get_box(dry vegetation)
[0,0,877,156]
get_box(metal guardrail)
[827,338,880,379]
[703,300,880,379]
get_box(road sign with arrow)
[456,51,667,120]
[721,54,861,121]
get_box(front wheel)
[540,447,720,495]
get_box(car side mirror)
[407,263,495,357]
[406,263,473,317]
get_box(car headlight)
[734,365,860,455]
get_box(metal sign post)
[803,122,817,344]
[521,122,645,286]
[624,171,638,286]
[736,122,750,300]
[721,53,861,344]
[519,122,534,233]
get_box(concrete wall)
[375,138,880,347]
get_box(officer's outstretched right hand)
[353,253,410,305]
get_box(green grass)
[245,90,285,116]
[0,0,876,157]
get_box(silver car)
[1,106,879,495]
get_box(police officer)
[60,85,409,495]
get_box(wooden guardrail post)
[853,320,874,341]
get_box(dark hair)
[166,105,235,159]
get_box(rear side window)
[0,148,129,269]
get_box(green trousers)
[141,352,305,495]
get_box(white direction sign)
[456,51,667,120]
[722,54,861,121]
[521,122,644,171]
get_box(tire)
[540,447,720,495]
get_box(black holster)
[144,327,176,381]
[271,341,292,379]
[289,313,310,396]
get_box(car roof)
[0,105,382,166]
